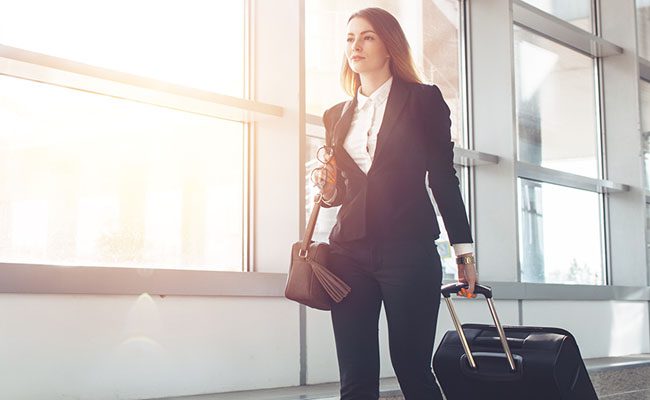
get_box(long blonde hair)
[341,7,423,96]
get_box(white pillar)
[600,0,647,286]
[470,0,520,283]
[254,0,303,274]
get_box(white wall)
[522,301,650,359]
[601,0,648,285]
[0,294,300,399]
[471,0,520,283]
[1,295,647,399]
[253,0,302,273]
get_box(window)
[514,26,599,178]
[641,80,650,190]
[0,0,245,96]
[637,0,650,61]
[0,1,247,271]
[304,0,469,281]
[638,0,650,270]
[647,203,650,269]
[518,178,604,284]
[513,15,606,285]
[521,0,593,32]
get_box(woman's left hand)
[457,254,477,298]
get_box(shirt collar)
[356,76,393,111]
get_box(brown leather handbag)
[285,193,351,310]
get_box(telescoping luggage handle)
[441,283,517,372]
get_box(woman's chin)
[349,65,371,75]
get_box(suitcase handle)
[441,283,517,372]
[441,282,492,298]
[459,352,524,381]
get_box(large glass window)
[0,76,244,270]
[305,0,469,280]
[514,26,599,178]
[637,0,650,274]
[522,0,593,32]
[0,0,244,96]
[647,203,650,269]
[518,179,604,285]
[513,13,604,285]
[638,0,650,60]
[642,80,650,132]
[641,80,650,190]
[0,1,247,272]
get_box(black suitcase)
[433,283,598,400]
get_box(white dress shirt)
[342,76,393,174]
[327,76,473,257]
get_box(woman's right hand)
[315,157,337,200]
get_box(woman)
[315,7,478,400]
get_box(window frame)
[512,0,630,286]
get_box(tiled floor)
[150,354,650,400]
[599,390,650,400]
[589,365,650,399]
[150,377,400,400]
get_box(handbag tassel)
[307,257,351,303]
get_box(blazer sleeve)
[423,84,473,245]
[318,105,346,209]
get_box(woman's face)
[346,17,390,75]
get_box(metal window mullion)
[593,0,612,286]
[453,147,500,166]
[460,0,477,261]
[515,162,629,194]
[0,43,282,122]
[590,0,597,37]
[511,4,524,286]
[243,0,254,272]
[640,58,650,81]
[298,0,308,388]
[4,263,650,299]
[512,0,623,58]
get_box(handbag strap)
[299,195,322,257]
[299,100,351,257]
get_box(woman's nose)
[353,38,363,51]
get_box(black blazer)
[320,76,473,246]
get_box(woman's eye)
[346,37,353,42]
[364,36,374,40]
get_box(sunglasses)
[310,145,337,189]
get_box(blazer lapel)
[370,77,409,167]
[332,97,356,148]
[332,97,365,176]
[330,76,410,176]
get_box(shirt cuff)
[452,243,474,257]
[321,188,337,206]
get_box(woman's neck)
[359,69,392,97]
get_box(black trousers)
[328,237,444,400]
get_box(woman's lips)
[351,56,365,62]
